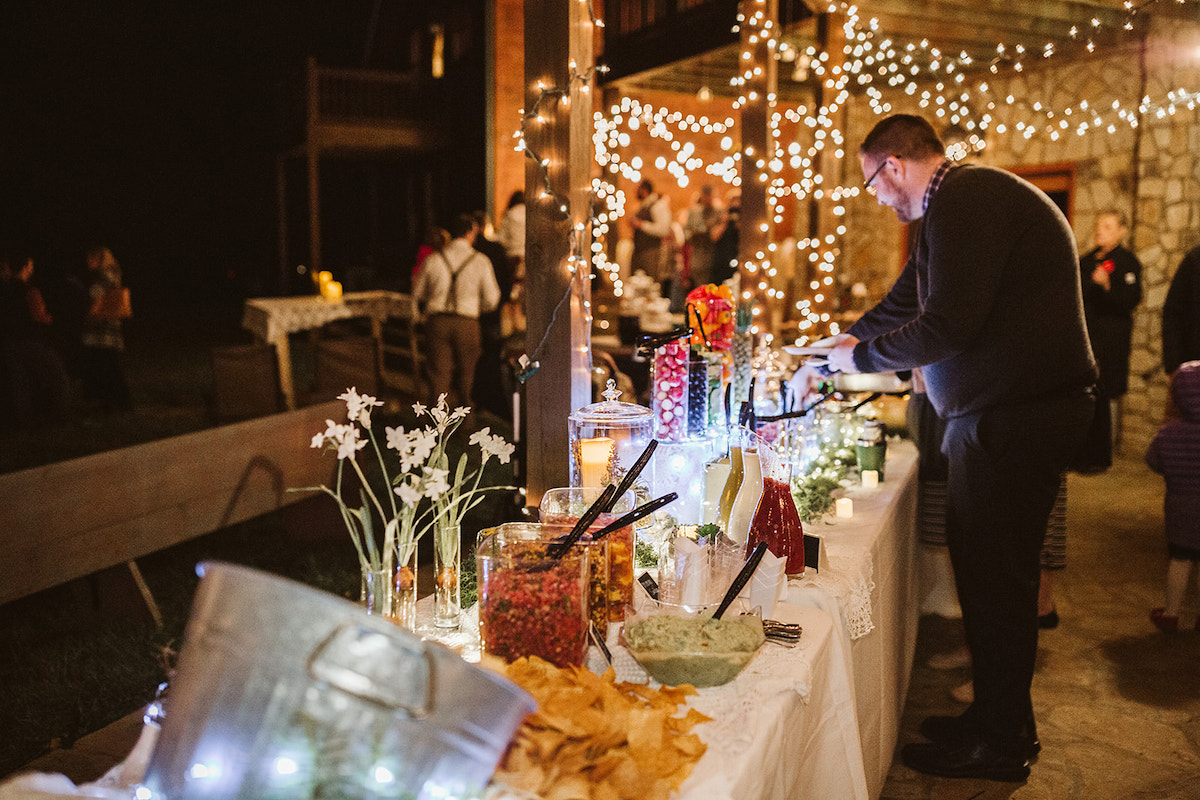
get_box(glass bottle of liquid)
[726,446,763,544]
[747,446,805,576]
[716,445,744,532]
[703,456,732,525]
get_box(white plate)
[782,345,835,356]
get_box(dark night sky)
[0,1,384,318]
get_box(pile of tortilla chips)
[489,656,711,800]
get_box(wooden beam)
[737,0,777,340]
[0,401,344,605]
[522,0,595,505]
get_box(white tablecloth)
[790,439,919,799]
[675,604,868,799]
[241,290,412,408]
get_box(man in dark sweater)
[824,115,1097,781]
[1163,245,1200,375]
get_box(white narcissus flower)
[468,427,491,447]
[423,467,451,499]
[384,425,407,453]
[484,434,515,465]
[339,387,384,428]
[409,428,437,463]
[336,426,367,460]
[394,482,421,506]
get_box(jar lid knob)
[602,379,622,403]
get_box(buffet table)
[241,290,411,409]
[790,440,919,798]
[420,441,918,800]
[1,442,919,800]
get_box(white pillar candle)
[579,436,615,487]
[836,497,854,518]
[861,470,879,489]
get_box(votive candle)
[861,470,879,489]
[579,436,615,487]
[836,497,853,518]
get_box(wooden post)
[737,0,777,334]
[276,154,289,294]
[522,0,595,505]
[306,57,323,275]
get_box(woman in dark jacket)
[1163,245,1200,376]
[1075,210,1143,472]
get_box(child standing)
[1146,360,1200,631]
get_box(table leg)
[370,316,385,387]
[274,334,297,410]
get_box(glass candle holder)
[568,380,654,490]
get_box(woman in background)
[81,246,132,414]
[0,254,70,419]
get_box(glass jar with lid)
[568,379,655,491]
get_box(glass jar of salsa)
[476,524,589,668]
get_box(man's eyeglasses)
[863,157,889,194]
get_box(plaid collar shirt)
[922,159,956,214]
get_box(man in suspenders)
[412,213,501,408]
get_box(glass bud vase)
[390,544,419,630]
[434,523,462,629]
[360,567,392,617]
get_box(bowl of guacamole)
[622,608,765,687]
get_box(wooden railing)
[0,401,343,607]
[307,58,434,125]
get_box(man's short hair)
[1098,209,1129,228]
[449,213,477,239]
[859,114,945,161]
[639,179,654,193]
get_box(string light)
[511,8,612,382]
[593,0,1197,344]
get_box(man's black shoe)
[901,738,1031,782]
[919,715,1041,759]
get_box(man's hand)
[828,334,861,374]
[1091,266,1111,291]
[786,363,826,404]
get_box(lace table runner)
[791,546,876,639]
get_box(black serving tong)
[635,326,692,358]
[711,541,769,620]
[546,484,616,558]
[847,391,883,414]
[591,492,678,540]
[687,303,711,350]
[755,389,837,423]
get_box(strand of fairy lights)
[594,0,1196,340]
[510,0,610,381]
[837,0,1200,141]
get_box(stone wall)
[841,16,1200,456]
